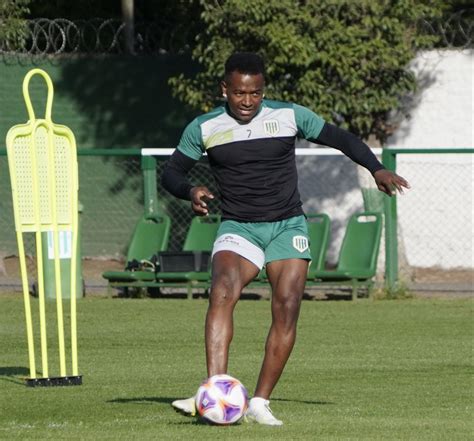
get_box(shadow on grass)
[108,396,176,405]
[170,419,241,426]
[108,397,216,426]
[302,292,352,301]
[108,396,334,406]
[0,366,30,385]
[272,397,335,405]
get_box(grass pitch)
[0,295,472,440]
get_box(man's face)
[221,72,265,123]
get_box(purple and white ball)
[195,374,249,425]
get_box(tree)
[169,0,445,143]
[0,0,30,51]
[26,0,120,19]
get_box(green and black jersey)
[177,99,325,222]
[163,99,384,222]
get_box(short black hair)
[224,52,265,78]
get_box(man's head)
[221,52,265,123]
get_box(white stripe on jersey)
[201,107,297,150]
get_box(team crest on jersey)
[292,235,308,253]
[263,120,280,136]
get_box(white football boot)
[171,396,196,416]
[245,397,283,426]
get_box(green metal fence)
[1,147,472,292]
[382,148,474,290]
[0,148,218,255]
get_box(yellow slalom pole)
[35,230,49,378]
[71,156,79,376]
[46,116,67,377]
[29,123,50,380]
[17,232,36,379]
[71,228,78,376]
[53,230,67,377]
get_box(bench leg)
[187,284,193,300]
[367,281,374,300]
[351,280,358,301]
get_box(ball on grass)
[195,374,249,425]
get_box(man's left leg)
[246,258,308,425]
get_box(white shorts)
[212,234,265,269]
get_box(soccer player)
[162,52,409,425]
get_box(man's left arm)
[315,122,410,196]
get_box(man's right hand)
[190,186,215,216]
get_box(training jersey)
[177,99,325,222]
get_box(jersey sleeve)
[293,104,325,141]
[176,118,204,160]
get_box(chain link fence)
[396,153,473,286]
[0,150,472,292]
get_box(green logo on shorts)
[292,235,308,252]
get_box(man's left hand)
[373,169,410,197]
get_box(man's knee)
[210,270,242,306]
[272,290,303,327]
[274,293,301,313]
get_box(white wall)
[388,49,473,148]
[387,49,473,269]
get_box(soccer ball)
[195,374,249,425]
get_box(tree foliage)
[0,0,30,50]
[169,0,445,142]
[27,0,120,19]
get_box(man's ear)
[221,80,227,98]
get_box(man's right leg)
[172,250,258,415]
[205,250,259,375]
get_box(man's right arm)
[161,149,197,200]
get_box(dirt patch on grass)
[412,267,473,284]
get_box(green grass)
[0,295,472,440]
